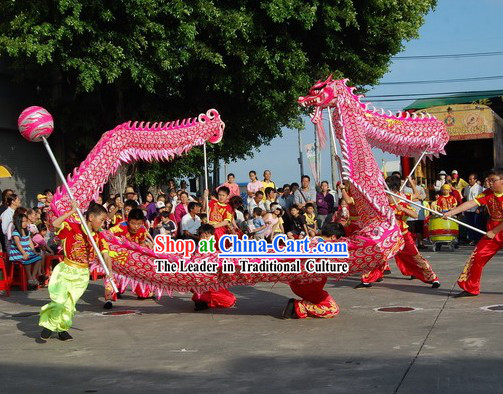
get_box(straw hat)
[124,186,137,195]
[441,184,452,191]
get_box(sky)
[220,0,503,187]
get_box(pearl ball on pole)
[18,106,118,293]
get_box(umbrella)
[0,165,12,178]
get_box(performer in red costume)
[191,223,236,311]
[104,208,151,308]
[206,187,234,242]
[435,184,458,212]
[282,222,345,319]
[356,176,440,289]
[444,169,503,297]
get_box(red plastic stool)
[0,255,11,296]
[10,261,28,291]
[44,254,64,285]
[91,269,105,281]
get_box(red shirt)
[436,195,458,212]
[208,200,233,225]
[390,200,412,234]
[110,221,147,245]
[55,220,109,267]
[475,189,503,221]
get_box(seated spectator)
[181,202,202,241]
[9,214,42,289]
[248,191,266,212]
[251,207,268,240]
[303,203,318,238]
[264,187,277,212]
[153,211,177,237]
[293,175,317,210]
[287,205,308,239]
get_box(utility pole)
[297,128,304,178]
[328,108,338,189]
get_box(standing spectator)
[218,173,240,199]
[316,181,335,228]
[463,173,485,245]
[246,171,263,206]
[403,176,426,247]
[124,186,138,201]
[174,192,190,233]
[0,189,14,216]
[434,170,447,192]
[181,202,202,241]
[43,189,54,208]
[143,192,157,221]
[1,194,21,241]
[261,170,276,201]
[451,170,468,192]
[293,175,317,211]
[0,189,14,251]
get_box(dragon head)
[297,76,352,132]
[297,75,343,109]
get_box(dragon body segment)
[51,80,448,297]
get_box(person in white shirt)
[434,170,447,192]
[463,173,485,244]
[248,191,266,213]
[181,202,202,241]
[1,194,21,239]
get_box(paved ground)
[0,246,502,393]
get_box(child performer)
[105,208,151,307]
[444,169,503,297]
[39,202,112,341]
[205,187,234,242]
[356,176,440,289]
[282,222,345,319]
[191,224,236,311]
[436,184,458,212]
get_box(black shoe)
[282,298,296,319]
[103,301,113,310]
[383,269,392,275]
[137,296,148,300]
[409,276,416,280]
[453,291,477,298]
[431,281,441,289]
[354,282,372,289]
[117,292,123,299]
[40,328,53,341]
[376,278,384,283]
[194,301,209,311]
[58,331,73,341]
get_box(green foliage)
[0,0,436,186]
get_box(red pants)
[289,277,339,318]
[362,232,437,284]
[395,232,438,283]
[192,289,236,308]
[458,230,503,295]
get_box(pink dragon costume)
[48,78,448,314]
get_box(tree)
[0,0,436,189]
